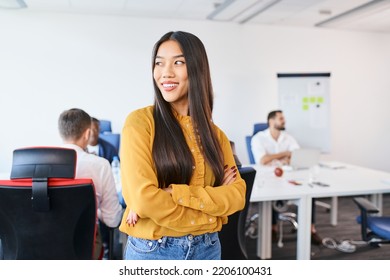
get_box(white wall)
[1,10,390,173]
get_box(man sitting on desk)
[251,110,323,245]
[88,117,119,164]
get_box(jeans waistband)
[158,232,218,247]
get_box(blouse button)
[190,220,195,225]
[200,204,204,209]
[209,218,213,223]
[178,198,183,204]
[192,166,195,169]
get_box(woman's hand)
[126,209,139,227]
[163,186,172,194]
[222,165,237,185]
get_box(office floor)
[245,194,390,260]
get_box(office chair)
[353,197,390,246]
[99,119,112,133]
[0,147,97,260]
[219,167,256,259]
[99,133,120,153]
[245,122,268,165]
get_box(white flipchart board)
[278,73,331,153]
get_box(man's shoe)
[311,232,323,245]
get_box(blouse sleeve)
[171,128,246,217]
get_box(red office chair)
[0,147,97,260]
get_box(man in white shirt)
[251,110,322,245]
[58,108,123,258]
[251,110,299,165]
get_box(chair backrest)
[99,133,120,153]
[0,147,97,260]
[219,166,256,259]
[99,119,112,133]
[246,123,268,164]
[253,123,269,135]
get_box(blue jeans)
[124,232,221,260]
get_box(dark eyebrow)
[155,54,185,59]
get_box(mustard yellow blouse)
[119,106,246,239]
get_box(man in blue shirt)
[87,117,121,259]
[88,117,119,163]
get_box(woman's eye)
[155,61,162,66]
[175,60,185,65]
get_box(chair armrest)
[353,197,379,214]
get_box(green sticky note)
[310,96,316,103]
[302,97,309,103]
[302,104,309,111]
[317,97,324,103]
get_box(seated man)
[58,108,123,259]
[251,110,322,245]
[88,117,123,259]
[88,117,119,164]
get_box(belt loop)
[204,233,210,245]
[159,236,167,248]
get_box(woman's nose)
[162,65,174,78]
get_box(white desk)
[249,163,390,260]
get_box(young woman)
[119,31,246,260]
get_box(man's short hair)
[267,110,283,124]
[58,108,92,141]
[91,117,100,124]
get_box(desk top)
[249,162,390,202]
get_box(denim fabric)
[124,232,221,260]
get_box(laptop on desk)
[290,149,320,170]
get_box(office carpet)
[245,194,390,260]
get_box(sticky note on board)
[302,97,309,103]
[302,104,309,111]
[317,97,324,103]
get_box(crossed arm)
[126,165,238,226]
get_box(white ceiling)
[4,0,390,33]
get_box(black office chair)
[0,147,97,260]
[219,166,256,259]
[353,197,390,246]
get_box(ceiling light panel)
[207,0,259,21]
[315,0,390,28]
[70,0,126,13]
[0,0,27,9]
[24,0,69,10]
[248,0,324,24]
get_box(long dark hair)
[151,31,224,188]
